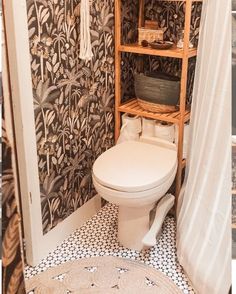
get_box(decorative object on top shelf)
[141,40,149,47]
[150,41,174,50]
[138,28,164,45]
[145,20,159,30]
[134,72,180,113]
[138,20,163,45]
[177,30,194,49]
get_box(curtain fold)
[176,0,231,293]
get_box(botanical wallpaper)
[27,0,115,234]
[2,79,26,293]
[121,1,202,104]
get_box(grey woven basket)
[134,73,180,113]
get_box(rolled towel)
[154,121,175,143]
[142,117,156,137]
[117,114,142,144]
[79,0,93,61]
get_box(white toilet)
[92,137,177,251]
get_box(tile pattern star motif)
[25,204,194,293]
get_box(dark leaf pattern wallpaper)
[2,80,26,294]
[26,0,115,234]
[26,0,201,234]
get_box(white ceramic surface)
[92,139,177,250]
[93,141,177,193]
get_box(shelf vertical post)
[139,0,145,28]
[175,0,192,205]
[115,0,122,142]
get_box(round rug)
[26,256,182,294]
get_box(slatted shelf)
[118,99,191,124]
[118,43,197,59]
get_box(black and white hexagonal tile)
[24,204,195,293]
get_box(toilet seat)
[92,164,177,207]
[93,141,177,193]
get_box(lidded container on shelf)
[138,20,164,45]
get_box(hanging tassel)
[79,0,93,61]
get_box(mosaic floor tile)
[25,204,194,293]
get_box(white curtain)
[176,0,231,293]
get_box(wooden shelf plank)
[232,190,236,195]
[118,99,191,124]
[232,223,236,229]
[118,43,197,59]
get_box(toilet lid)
[93,141,177,192]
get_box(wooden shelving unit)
[115,0,201,207]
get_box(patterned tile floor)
[25,204,194,293]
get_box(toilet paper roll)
[142,117,156,137]
[175,123,190,159]
[121,113,142,133]
[117,114,142,144]
[154,122,175,143]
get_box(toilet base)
[118,204,154,251]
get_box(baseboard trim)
[28,195,101,266]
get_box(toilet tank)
[139,136,177,152]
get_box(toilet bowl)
[92,137,177,251]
